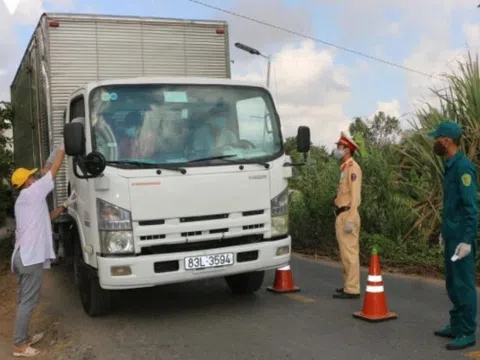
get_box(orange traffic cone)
[267,265,300,293]
[353,248,397,322]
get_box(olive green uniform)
[441,151,478,337]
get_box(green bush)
[288,152,339,253]
[0,102,14,227]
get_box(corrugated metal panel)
[184,24,229,78]
[97,22,143,79]
[142,23,187,76]
[36,27,50,169]
[31,32,56,210]
[48,18,99,205]
[141,22,229,77]
[30,44,42,170]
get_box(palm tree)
[397,51,480,239]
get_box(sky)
[0,0,479,147]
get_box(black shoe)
[333,290,360,299]
[335,288,343,293]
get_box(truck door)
[67,93,95,265]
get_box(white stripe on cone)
[366,285,384,293]
[368,275,382,282]
[278,265,291,271]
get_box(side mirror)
[297,126,311,153]
[85,151,106,177]
[64,122,85,156]
[283,126,311,168]
[73,151,106,179]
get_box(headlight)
[97,199,134,254]
[271,187,289,236]
[100,231,134,254]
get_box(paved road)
[42,254,480,360]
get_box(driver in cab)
[191,107,237,154]
[119,110,158,160]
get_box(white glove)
[344,222,354,234]
[45,143,65,165]
[62,191,77,208]
[46,145,60,166]
[439,233,444,246]
[452,243,471,261]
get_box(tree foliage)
[397,51,480,240]
[349,111,403,148]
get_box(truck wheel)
[73,239,112,317]
[225,271,265,294]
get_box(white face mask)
[333,149,345,160]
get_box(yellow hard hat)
[11,168,38,189]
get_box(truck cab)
[62,76,311,316]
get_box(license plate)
[184,253,234,270]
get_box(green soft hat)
[427,121,462,140]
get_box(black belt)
[335,206,350,216]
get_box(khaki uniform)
[334,157,362,295]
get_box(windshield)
[89,84,283,166]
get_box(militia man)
[428,121,478,351]
[332,131,362,299]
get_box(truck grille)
[141,234,264,255]
[179,213,228,223]
[140,234,166,241]
[134,209,269,253]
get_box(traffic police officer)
[428,121,478,350]
[333,131,362,299]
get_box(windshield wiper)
[187,155,237,163]
[107,161,187,174]
[187,155,269,169]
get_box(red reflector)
[49,20,60,27]
[216,28,225,34]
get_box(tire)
[73,237,112,317]
[225,271,265,294]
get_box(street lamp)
[235,42,271,88]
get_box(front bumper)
[97,236,291,290]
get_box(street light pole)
[265,55,271,88]
[235,42,271,88]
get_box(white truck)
[11,13,311,316]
